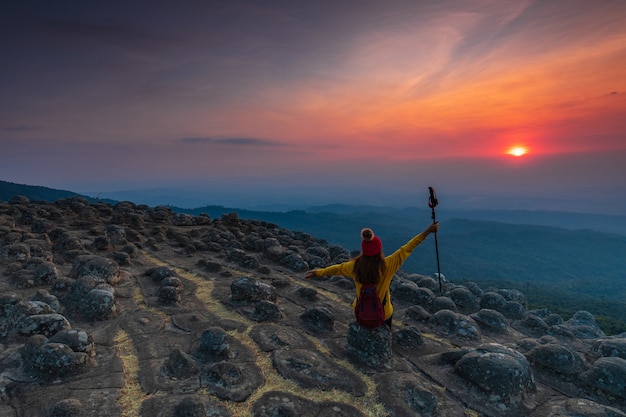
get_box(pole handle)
[428,186,438,224]
[428,186,438,210]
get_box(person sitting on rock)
[304,222,439,328]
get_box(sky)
[1,0,625,213]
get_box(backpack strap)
[358,285,388,305]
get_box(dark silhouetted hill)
[0,180,116,205]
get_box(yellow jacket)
[312,233,427,320]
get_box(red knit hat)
[361,228,382,256]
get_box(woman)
[304,222,440,328]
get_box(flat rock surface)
[1,198,625,417]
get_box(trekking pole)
[428,186,442,294]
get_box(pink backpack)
[354,284,386,327]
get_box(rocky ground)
[1,196,626,417]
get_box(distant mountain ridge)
[4,180,625,235]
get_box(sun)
[507,146,528,157]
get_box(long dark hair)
[353,253,386,284]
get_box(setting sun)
[507,146,528,157]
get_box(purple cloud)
[179,137,282,146]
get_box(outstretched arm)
[384,221,440,272]
[304,261,355,280]
[422,221,439,236]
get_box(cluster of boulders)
[1,248,127,382]
[384,271,626,411]
[1,195,626,417]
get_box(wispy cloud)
[179,137,212,144]
[2,126,36,131]
[179,137,283,146]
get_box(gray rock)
[375,372,438,417]
[578,357,626,400]
[158,285,181,303]
[455,343,535,404]
[480,291,507,312]
[195,327,232,363]
[593,337,626,360]
[403,305,432,323]
[480,290,526,320]
[501,301,527,320]
[346,322,392,367]
[9,195,30,204]
[464,281,484,297]
[545,313,564,326]
[306,255,326,268]
[198,259,222,273]
[471,308,509,333]
[71,255,121,285]
[433,309,481,339]
[163,348,200,379]
[393,326,424,349]
[230,277,277,303]
[18,299,56,316]
[280,253,309,272]
[25,341,89,378]
[81,286,117,320]
[50,398,84,417]
[251,300,283,322]
[516,314,550,337]
[2,243,30,261]
[104,225,127,246]
[431,296,457,313]
[305,246,331,263]
[199,361,264,402]
[548,324,578,340]
[16,313,71,337]
[564,311,605,339]
[296,287,318,301]
[227,248,247,263]
[32,290,63,313]
[448,286,480,314]
[93,235,111,250]
[299,306,334,331]
[393,281,434,307]
[264,244,286,262]
[497,288,526,305]
[145,266,177,284]
[112,251,131,265]
[525,343,586,376]
[416,276,440,292]
[49,329,94,356]
[25,260,59,286]
[239,254,260,269]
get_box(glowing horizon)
[1,0,625,209]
